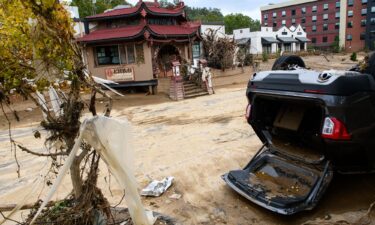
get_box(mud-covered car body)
[223,56,375,215]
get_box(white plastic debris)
[30,116,155,225]
[141,177,174,197]
[25,107,33,112]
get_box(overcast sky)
[126,0,286,20]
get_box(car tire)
[272,55,306,70]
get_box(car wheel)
[272,55,306,70]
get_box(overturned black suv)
[223,54,375,215]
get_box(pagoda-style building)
[78,0,202,93]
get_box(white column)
[339,0,347,49]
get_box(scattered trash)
[141,177,174,197]
[168,193,181,200]
[25,108,33,112]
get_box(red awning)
[77,25,145,43]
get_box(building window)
[335,23,340,29]
[301,17,306,23]
[347,34,352,40]
[282,10,286,16]
[301,7,306,14]
[362,8,367,15]
[323,14,329,20]
[312,15,317,21]
[192,43,201,59]
[264,22,268,26]
[335,12,340,18]
[323,24,328,31]
[336,1,340,8]
[273,21,277,27]
[348,21,353,28]
[348,10,353,17]
[96,45,120,65]
[324,3,329,10]
[362,0,367,4]
[312,5,317,12]
[282,20,286,25]
[312,37,317,43]
[348,0,354,6]
[372,18,375,24]
[126,45,135,64]
[292,18,296,24]
[273,12,277,18]
[282,31,288,35]
[312,25,317,32]
[303,27,306,31]
[264,14,268,20]
[291,9,296,16]
[372,6,375,13]
[361,19,367,26]
[323,37,328,42]
[360,33,366,40]
[297,32,302,35]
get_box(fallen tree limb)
[0,202,55,212]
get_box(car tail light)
[321,117,351,140]
[245,104,251,120]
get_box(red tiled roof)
[86,1,184,20]
[148,24,199,36]
[77,25,145,42]
[77,23,201,43]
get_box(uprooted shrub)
[202,29,236,70]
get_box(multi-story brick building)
[261,0,372,52]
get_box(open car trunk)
[223,95,333,215]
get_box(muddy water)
[249,163,314,200]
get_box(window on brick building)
[301,7,306,14]
[264,14,268,20]
[273,12,277,18]
[348,21,353,28]
[282,10,286,16]
[372,6,375,13]
[335,12,340,18]
[360,33,366,40]
[323,14,329,20]
[348,0,354,6]
[312,5,317,12]
[362,0,368,4]
[348,10,353,17]
[324,3,329,10]
[282,20,286,25]
[312,37,317,43]
[361,19,366,26]
[265,22,268,26]
[291,9,296,15]
[323,37,328,42]
[312,15,317,21]
[292,18,296,24]
[323,24,328,31]
[347,34,353,40]
[362,8,367,15]
[312,25,317,32]
[301,17,306,23]
[273,21,277,27]
[336,1,340,8]
[335,23,340,29]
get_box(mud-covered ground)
[1,54,375,224]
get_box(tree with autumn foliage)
[0,0,115,224]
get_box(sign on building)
[105,67,134,82]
